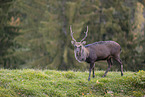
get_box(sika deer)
[70,26,123,81]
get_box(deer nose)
[76,51,79,56]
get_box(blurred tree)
[0,0,20,68]
[131,2,145,70]
[9,0,48,69]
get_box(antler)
[70,25,76,42]
[80,26,88,42]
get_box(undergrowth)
[0,69,144,97]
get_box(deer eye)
[74,46,77,48]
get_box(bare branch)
[80,26,88,42]
[70,25,76,42]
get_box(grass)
[0,69,145,97]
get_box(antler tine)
[70,25,76,42]
[80,26,88,42]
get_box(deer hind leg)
[103,58,113,77]
[92,64,95,78]
[114,57,123,76]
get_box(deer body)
[70,26,123,81]
[84,41,121,63]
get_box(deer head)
[70,26,89,62]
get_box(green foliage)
[0,69,145,97]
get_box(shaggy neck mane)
[82,46,89,58]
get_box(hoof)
[88,78,90,81]
[93,75,95,78]
[102,75,106,77]
[121,73,123,76]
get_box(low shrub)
[127,70,145,88]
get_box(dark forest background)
[0,0,145,71]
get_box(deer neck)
[82,46,89,58]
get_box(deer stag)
[70,26,123,81]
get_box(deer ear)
[71,41,75,45]
[82,41,86,44]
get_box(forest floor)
[0,69,145,97]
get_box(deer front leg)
[88,63,95,81]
